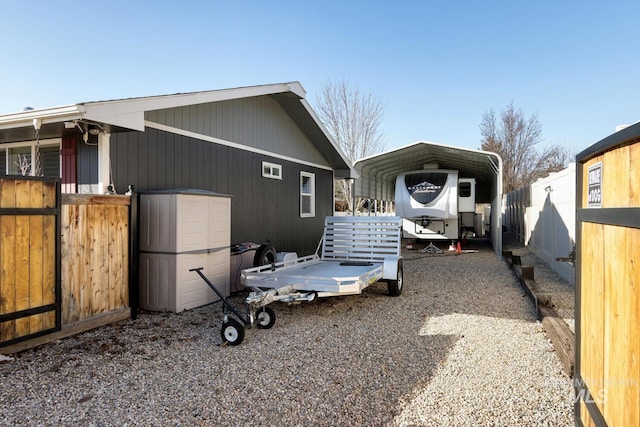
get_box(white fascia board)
[81,82,306,132]
[145,120,334,172]
[0,82,306,132]
[0,105,85,130]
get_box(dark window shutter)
[61,137,77,193]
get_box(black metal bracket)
[189,268,249,326]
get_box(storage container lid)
[140,188,233,197]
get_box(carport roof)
[354,141,502,203]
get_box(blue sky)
[1,1,639,154]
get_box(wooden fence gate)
[0,177,61,347]
[576,127,640,426]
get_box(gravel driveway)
[0,239,574,426]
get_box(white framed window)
[459,182,472,198]
[262,161,282,180]
[300,171,315,217]
[0,139,61,177]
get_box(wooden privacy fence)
[1,176,133,351]
[576,128,640,426]
[0,178,60,346]
[61,194,130,325]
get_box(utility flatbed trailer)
[198,216,404,345]
[243,215,403,296]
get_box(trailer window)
[459,182,472,197]
[300,172,315,217]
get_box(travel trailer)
[395,169,476,240]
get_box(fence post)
[128,192,139,320]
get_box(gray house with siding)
[0,82,356,255]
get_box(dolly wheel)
[387,259,403,296]
[221,318,245,345]
[256,307,276,329]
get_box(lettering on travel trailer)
[395,169,477,239]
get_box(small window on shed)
[262,161,282,180]
[300,172,315,217]
[459,182,472,198]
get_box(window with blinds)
[300,172,315,217]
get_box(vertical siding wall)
[75,138,99,194]
[502,164,576,283]
[503,185,530,243]
[111,129,332,256]
[61,195,130,324]
[577,142,640,427]
[145,96,330,168]
[108,96,338,256]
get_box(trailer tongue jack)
[190,267,275,346]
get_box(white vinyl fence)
[503,163,576,284]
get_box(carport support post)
[350,179,358,216]
[351,179,356,216]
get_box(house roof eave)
[0,82,358,178]
[79,82,308,132]
[0,105,86,131]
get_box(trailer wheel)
[255,306,276,329]
[253,244,277,267]
[387,259,403,296]
[221,318,245,345]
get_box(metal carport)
[353,141,503,256]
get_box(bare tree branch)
[315,79,386,213]
[480,102,568,192]
[14,154,31,176]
